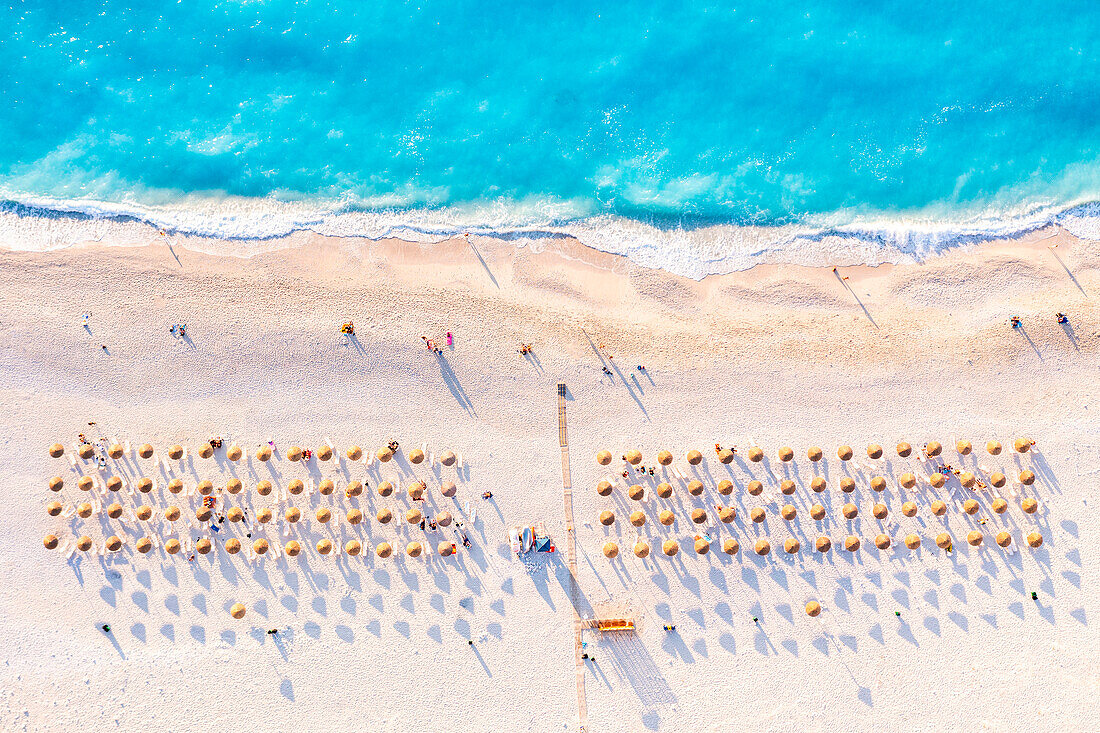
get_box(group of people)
[1011,313,1069,328]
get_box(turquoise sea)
[2,0,1100,275]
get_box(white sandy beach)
[1,227,1098,732]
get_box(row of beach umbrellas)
[47,475,459,499]
[44,534,457,558]
[51,442,459,466]
[49,500,454,526]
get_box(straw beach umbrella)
[967,531,983,547]
[285,541,301,557]
[722,539,740,555]
[599,510,615,526]
[256,480,272,496]
[596,450,613,466]
[844,535,860,552]
[196,506,213,522]
[956,440,972,456]
[904,534,921,550]
[805,601,821,617]
[378,481,394,497]
[441,481,457,497]
[634,541,651,558]
[996,532,1012,548]
[376,446,393,462]
[107,502,123,519]
[624,450,642,465]
[663,540,680,557]
[257,508,272,523]
[991,498,1008,514]
[318,479,334,496]
[77,502,93,518]
[346,480,364,497]
[695,538,711,555]
[718,506,736,523]
[317,539,333,555]
[935,533,952,549]
[900,473,916,489]
[986,440,1002,455]
[225,539,241,554]
[718,449,734,464]
[78,476,93,492]
[137,477,153,493]
[814,536,831,553]
[197,480,213,495]
[960,472,976,488]
[46,501,62,517]
[376,508,393,524]
[837,445,853,461]
[870,477,886,492]
[137,443,154,458]
[778,446,794,462]
[376,542,393,558]
[164,506,181,522]
[924,441,942,457]
[406,541,423,558]
[230,603,246,620]
[285,507,301,523]
[79,444,95,459]
[691,508,707,524]
[168,444,184,459]
[657,450,673,466]
[256,445,272,461]
[136,537,152,554]
[76,536,93,551]
[106,477,122,492]
[874,534,891,550]
[196,538,211,555]
[1021,498,1038,514]
[747,447,764,462]
[105,536,122,552]
[226,445,242,461]
[807,446,823,462]
[754,539,771,556]
[438,542,454,557]
[317,445,332,461]
[345,540,362,556]
[108,444,124,459]
[990,472,1006,488]
[780,480,796,495]
[750,508,766,523]
[842,503,858,519]
[811,477,826,493]
[896,442,912,457]
[287,446,303,461]
[437,511,453,527]
[406,508,423,525]
[717,479,734,496]
[226,478,243,494]
[441,450,457,466]
[409,448,424,464]
[902,501,917,517]
[840,478,855,493]
[963,499,979,515]
[288,479,304,495]
[198,444,213,459]
[1014,438,1032,453]
[687,480,704,496]
[347,445,363,461]
[867,444,883,459]
[781,504,797,521]
[603,542,619,559]
[686,450,703,465]
[167,478,183,494]
[346,508,363,525]
[408,481,425,500]
[628,484,645,500]
[253,539,269,555]
[316,508,331,523]
[136,506,152,521]
[630,511,647,527]
[929,473,945,489]
[1019,470,1036,485]
[166,539,181,554]
[810,504,826,520]
[872,503,887,519]
[1027,532,1043,548]
[659,510,675,526]
[656,482,673,498]
[747,480,763,496]
[784,538,800,554]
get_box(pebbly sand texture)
[1,227,1098,732]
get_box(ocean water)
[2,0,1100,276]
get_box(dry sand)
[0,227,1097,732]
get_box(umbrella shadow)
[602,633,677,707]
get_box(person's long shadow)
[466,238,500,289]
[1048,247,1086,297]
[833,269,878,328]
[1060,321,1080,351]
[1015,325,1043,361]
[346,333,366,355]
[434,353,476,416]
[523,350,544,374]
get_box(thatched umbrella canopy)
[695,538,711,555]
[347,445,363,461]
[722,538,740,555]
[963,499,979,515]
[441,481,457,498]
[750,507,766,523]
[226,478,243,495]
[657,450,673,466]
[105,536,122,552]
[196,538,212,555]
[624,450,642,465]
[164,506,181,522]
[663,540,680,557]
[687,480,704,496]
[437,511,453,527]
[655,482,673,498]
[986,440,1002,455]
[754,539,771,556]
[784,538,800,554]
[317,445,333,461]
[870,477,886,492]
[441,450,457,466]
[198,444,214,459]
[780,480,796,495]
[902,501,917,517]
[376,447,394,463]
[226,445,243,461]
[255,507,272,524]
[1027,532,1043,548]
[842,503,858,519]
[77,476,93,492]
[408,481,426,500]
[106,477,122,492]
[77,502,93,518]
[810,504,826,520]
[377,481,394,497]
[76,536,93,551]
[781,504,797,521]
[287,479,304,495]
[966,531,983,547]
[872,503,888,519]
[107,502,123,519]
[136,537,152,554]
[230,603,246,620]
[318,480,335,496]
[79,444,96,459]
[935,533,952,549]
[197,480,213,495]
[135,443,153,459]
[287,446,303,462]
[930,500,947,516]
[904,534,921,550]
[747,447,764,462]
[718,448,734,464]
[376,542,393,558]
[346,508,363,525]
[659,510,676,526]
[844,535,861,552]
[717,479,734,496]
[929,472,945,489]
[806,601,821,617]
[867,444,883,460]
[165,444,183,460]
[839,478,855,493]
[634,541,651,558]
[438,542,455,557]
[778,446,794,462]
[255,480,272,496]
[630,511,647,527]
[409,448,425,464]
[345,540,362,556]
[406,541,423,558]
[924,441,942,457]
[900,473,916,489]
[603,542,620,559]
[316,507,332,523]
[253,539,269,555]
[1014,438,1032,453]
[285,507,301,523]
[595,480,613,497]
[376,508,393,524]
[599,510,616,526]
[811,477,826,493]
[256,445,272,461]
[166,539,182,554]
[837,445,853,461]
[345,480,364,498]
[108,444,124,459]
[136,506,152,521]
[960,472,976,488]
[135,477,152,494]
[1019,470,1036,486]
[686,450,703,465]
[996,532,1012,548]
[990,472,1006,488]
[46,501,62,517]
[691,508,707,524]
[406,508,423,525]
[718,506,736,523]
[808,446,823,462]
[285,541,302,557]
[195,506,212,522]
[747,480,764,496]
[991,498,1008,514]
[1021,498,1038,514]
[628,484,645,500]
[225,539,241,554]
[596,450,613,466]
[896,442,912,457]
[874,534,891,550]
[316,539,333,555]
[956,440,972,456]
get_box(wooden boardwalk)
[557,383,588,732]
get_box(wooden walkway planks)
[557,383,588,732]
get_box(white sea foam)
[0,193,1095,279]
